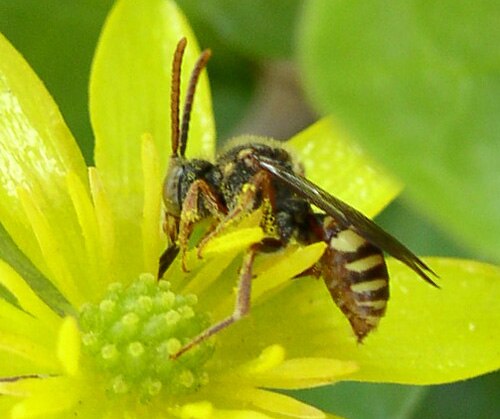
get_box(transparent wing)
[257,156,438,287]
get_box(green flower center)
[78,273,214,401]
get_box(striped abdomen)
[319,217,389,341]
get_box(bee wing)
[257,157,438,287]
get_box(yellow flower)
[0,0,499,418]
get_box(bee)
[160,38,438,357]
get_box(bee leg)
[171,244,259,359]
[158,213,181,278]
[158,245,180,278]
[197,170,272,257]
[316,215,390,341]
[175,179,227,271]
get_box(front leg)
[177,179,227,271]
[197,169,273,257]
[158,243,180,278]
[159,178,226,277]
[158,213,182,278]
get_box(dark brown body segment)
[319,216,389,340]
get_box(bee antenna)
[179,47,212,157]
[170,37,187,157]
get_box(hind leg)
[171,244,259,358]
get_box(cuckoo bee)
[159,38,438,357]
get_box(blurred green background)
[1,0,498,417]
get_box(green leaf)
[376,199,472,258]
[177,0,302,59]
[209,51,256,139]
[0,0,113,163]
[292,383,427,419]
[299,0,500,261]
[413,371,500,418]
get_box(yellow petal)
[0,355,44,380]
[0,260,59,328]
[56,316,80,376]
[202,227,265,258]
[173,401,213,419]
[232,388,325,419]
[141,134,163,275]
[220,345,357,390]
[0,299,55,351]
[17,187,84,306]
[250,358,358,390]
[207,242,326,323]
[6,376,79,418]
[213,257,500,385]
[240,344,286,375]
[0,331,58,371]
[253,242,326,300]
[211,410,275,419]
[0,395,16,416]
[0,33,89,305]
[88,167,116,283]
[66,172,103,300]
[340,258,500,384]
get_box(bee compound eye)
[163,161,184,216]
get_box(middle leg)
[196,169,274,257]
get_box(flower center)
[78,273,214,401]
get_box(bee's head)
[162,38,211,217]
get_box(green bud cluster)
[79,273,214,401]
